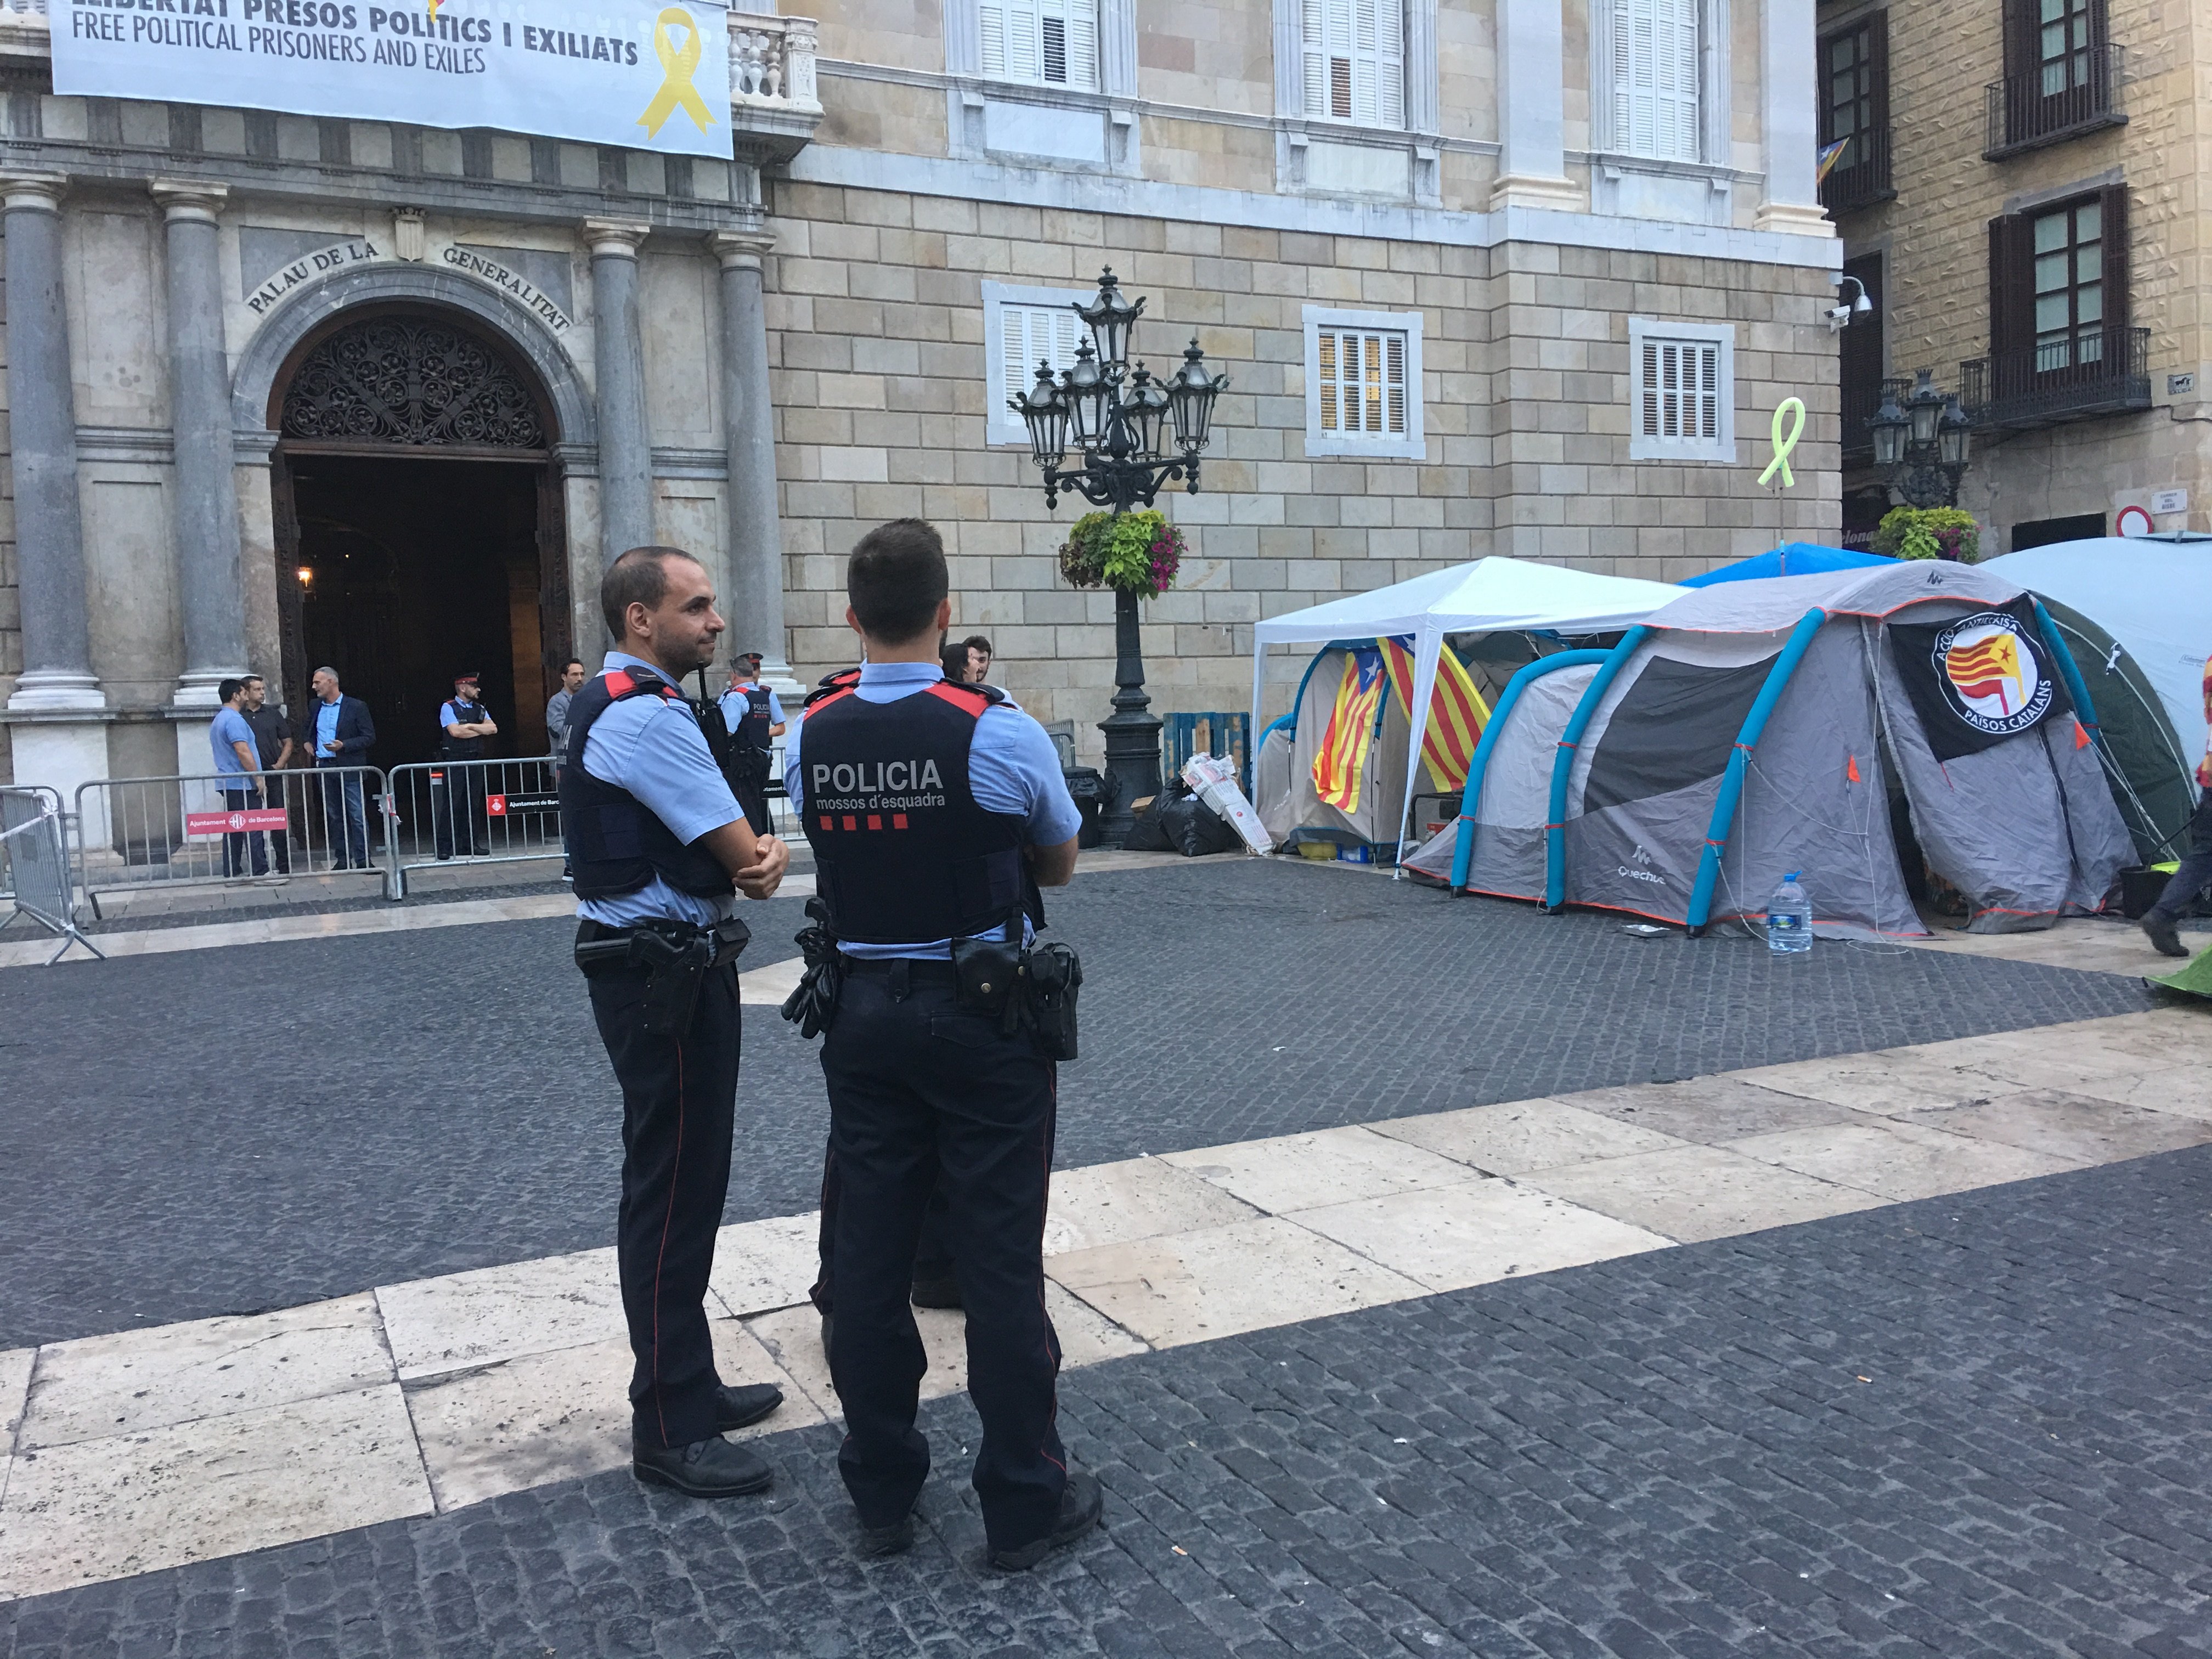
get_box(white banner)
[52,0,733,158]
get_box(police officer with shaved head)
[562,544,793,1498]
[782,518,1098,1570]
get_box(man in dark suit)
[306,664,378,869]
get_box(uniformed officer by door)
[561,544,793,1498]
[785,518,1100,1570]
[434,671,496,859]
[715,651,786,832]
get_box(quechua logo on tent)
[1931,611,2053,737]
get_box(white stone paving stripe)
[2,1006,2209,1600]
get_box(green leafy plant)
[1056,509,1186,598]
[1872,506,1980,563]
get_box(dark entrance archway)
[272,309,573,772]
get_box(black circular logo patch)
[1931,611,2053,737]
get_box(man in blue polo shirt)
[210,678,270,879]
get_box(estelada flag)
[1379,636,1492,793]
[1889,598,2068,761]
[1311,647,1388,812]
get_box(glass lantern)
[1075,268,1143,373]
[1012,363,1069,471]
[1166,338,1227,454]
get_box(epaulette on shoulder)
[804,667,862,708]
[924,678,1007,713]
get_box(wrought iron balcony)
[1958,326,2151,431]
[1818,128,1893,216]
[1984,43,2126,159]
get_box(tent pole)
[1447,649,1615,893]
[1685,607,1829,936]
[2030,597,2103,748]
[1542,626,1650,912]
[1390,631,1444,878]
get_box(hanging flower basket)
[1057,509,1186,599]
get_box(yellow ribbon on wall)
[1759,397,1805,488]
[637,7,717,138]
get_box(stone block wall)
[764,178,1840,747]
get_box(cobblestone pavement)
[2,861,2152,1349]
[7,1142,2209,1657]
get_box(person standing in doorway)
[546,658,586,761]
[785,519,1097,1570]
[435,671,498,860]
[715,652,786,833]
[241,675,294,876]
[563,545,792,1499]
[210,678,272,881]
[308,666,376,869]
[2143,649,2212,957]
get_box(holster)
[779,896,844,1039]
[950,903,1082,1062]
[574,915,749,1038]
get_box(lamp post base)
[1096,586,1162,845]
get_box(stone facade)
[0,0,1840,799]
[1826,0,2211,549]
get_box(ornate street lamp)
[1868,367,1974,508]
[1009,266,1229,842]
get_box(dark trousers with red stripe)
[820,959,1066,1551]
[588,957,741,1449]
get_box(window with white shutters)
[979,0,1100,91]
[984,283,1093,445]
[1610,0,1701,161]
[1301,0,1405,129]
[1627,318,1734,461]
[1304,307,1424,458]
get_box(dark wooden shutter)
[2099,182,2130,337]
[1868,10,1891,155]
[1988,214,2021,364]
[2001,0,2036,82]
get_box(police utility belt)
[778,896,1082,1063]
[574,915,751,1037]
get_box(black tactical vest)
[799,674,1028,943]
[559,666,737,902]
[732,685,773,754]
[441,698,487,761]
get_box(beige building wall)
[1833,0,2212,545]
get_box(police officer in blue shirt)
[560,544,793,1499]
[715,652,786,831]
[783,518,1100,1571]
[434,672,496,859]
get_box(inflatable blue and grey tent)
[1402,561,2133,937]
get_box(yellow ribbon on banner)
[1759,397,1805,488]
[637,7,718,138]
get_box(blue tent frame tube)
[2030,597,2103,744]
[1542,625,1651,911]
[1684,607,1829,936]
[1447,650,1615,891]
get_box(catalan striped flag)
[1311,647,1388,812]
[1380,636,1492,793]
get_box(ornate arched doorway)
[272,308,573,770]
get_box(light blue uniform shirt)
[438,699,485,733]
[210,707,258,787]
[313,699,341,760]
[575,651,744,929]
[784,661,1082,960]
[718,684,787,729]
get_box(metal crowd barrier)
[384,754,565,899]
[2,785,102,962]
[74,766,388,918]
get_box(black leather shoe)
[632,1435,773,1498]
[2144,912,2191,957]
[856,1510,916,1558]
[988,1471,1103,1572]
[715,1382,783,1431]
[910,1276,963,1310]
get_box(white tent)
[1248,557,1686,856]
[1977,537,2211,776]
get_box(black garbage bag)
[1121,787,1175,852]
[1160,791,1243,856]
[1062,766,1105,849]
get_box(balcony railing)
[1984,43,2126,157]
[1818,127,1893,216]
[1959,325,2151,431]
[730,12,821,115]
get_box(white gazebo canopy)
[1249,556,1686,854]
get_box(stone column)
[151,180,249,720]
[584,219,654,567]
[2,173,97,714]
[0,172,111,814]
[1489,1,1583,212]
[1754,0,1833,236]
[708,230,797,695]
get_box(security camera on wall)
[1827,275,1876,333]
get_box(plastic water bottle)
[1767,872,1813,955]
